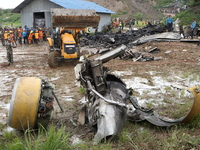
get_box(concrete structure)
[12,0,114,32]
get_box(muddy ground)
[0,39,200,144]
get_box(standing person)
[4,30,9,45]
[190,19,196,39]
[142,20,145,25]
[86,27,90,36]
[17,28,22,45]
[13,28,18,46]
[38,28,43,42]
[6,41,13,63]
[122,20,124,30]
[8,30,16,47]
[28,31,33,44]
[0,28,5,46]
[179,23,184,38]
[146,20,149,25]
[166,15,173,32]
[34,30,39,45]
[24,25,29,33]
[119,21,122,30]
[129,19,135,31]
[22,29,28,44]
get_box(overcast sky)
[0,0,24,9]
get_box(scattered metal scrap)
[132,32,181,45]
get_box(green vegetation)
[1,125,73,150]
[2,122,200,150]
[111,9,128,19]
[154,0,174,8]
[0,9,21,28]
[175,7,200,25]
[79,87,85,94]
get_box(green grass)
[2,125,73,150]
[2,114,200,150]
[79,87,85,94]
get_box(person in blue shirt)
[166,15,173,32]
[22,29,27,44]
[190,19,196,39]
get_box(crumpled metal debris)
[75,44,200,144]
[132,32,181,45]
[80,24,167,48]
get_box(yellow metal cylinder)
[182,86,200,123]
[8,77,42,130]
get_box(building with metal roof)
[12,0,115,31]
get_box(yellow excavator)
[47,8,100,68]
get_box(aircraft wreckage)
[8,44,200,144]
[80,23,181,48]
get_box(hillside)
[85,0,165,20]
[0,9,21,27]
[86,0,200,24]
[0,0,199,28]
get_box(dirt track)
[1,40,200,139]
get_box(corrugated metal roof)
[11,0,32,13]
[49,0,114,13]
[12,0,114,14]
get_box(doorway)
[33,12,45,28]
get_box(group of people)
[166,15,198,39]
[0,26,51,47]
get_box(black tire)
[48,51,60,68]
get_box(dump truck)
[47,8,100,68]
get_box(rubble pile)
[80,24,166,48]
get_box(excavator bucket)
[51,8,100,28]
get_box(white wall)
[20,0,111,31]
[97,13,111,32]
[20,0,61,28]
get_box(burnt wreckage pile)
[80,24,166,61]
[80,24,166,48]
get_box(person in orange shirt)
[8,31,17,47]
[4,30,8,45]
[17,28,22,45]
[34,30,39,44]
[28,31,33,44]
[38,28,43,42]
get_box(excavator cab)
[47,8,100,68]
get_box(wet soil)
[0,40,200,143]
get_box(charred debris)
[80,23,181,62]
